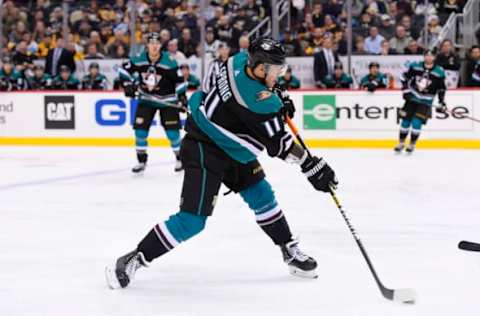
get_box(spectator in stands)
[180,64,200,90]
[12,40,35,75]
[0,56,24,91]
[404,39,425,55]
[436,39,460,72]
[184,3,199,32]
[400,15,419,41]
[160,29,172,48]
[305,28,325,55]
[312,3,325,27]
[81,62,107,90]
[389,25,413,54]
[277,66,301,90]
[322,14,337,34]
[379,15,395,40]
[438,0,464,22]
[114,44,128,59]
[354,12,374,38]
[324,62,353,89]
[105,28,129,57]
[353,36,368,55]
[85,43,105,59]
[360,62,388,92]
[464,45,480,86]
[168,39,187,64]
[205,27,221,60]
[281,31,303,57]
[27,64,52,90]
[178,28,196,58]
[238,35,250,53]
[45,38,76,77]
[333,29,347,55]
[380,40,397,55]
[419,15,442,48]
[207,6,224,28]
[244,0,265,22]
[216,15,233,46]
[364,26,385,55]
[52,65,80,90]
[324,0,343,18]
[313,35,339,88]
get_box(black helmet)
[89,62,100,70]
[147,32,160,43]
[248,37,286,68]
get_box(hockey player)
[323,62,353,89]
[51,65,80,90]
[0,57,24,91]
[119,32,188,173]
[394,50,446,154]
[81,62,108,90]
[27,65,52,90]
[360,62,387,92]
[277,66,301,90]
[179,64,200,90]
[202,42,231,93]
[105,38,338,289]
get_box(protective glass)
[265,63,288,78]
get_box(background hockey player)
[360,62,387,92]
[277,66,301,90]
[119,32,188,173]
[27,65,52,90]
[395,50,447,154]
[106,38,338,289]
[51,65,80,90]
[81,62,108,90]
[179,64,200,90]
[323,62,353,89]
[0,57,25,91]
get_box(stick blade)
[458,240,480,252]
[393,288,417,304]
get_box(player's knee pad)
[164,211,207,243]
[400,119,411,129]
[411,117,423,131]
[135,129,149,149]
[165,129,181,151]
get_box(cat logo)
[256,90,272,101]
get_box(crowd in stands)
[0,0,479,91]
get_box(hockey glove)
[123,81,137,98]
[436,102,447,114]
[273,85,296,119]
[366,83,377,92]
[301,156,338,192]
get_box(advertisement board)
[0,90,478,148]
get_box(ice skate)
[405,143,416,154]
[105,250,148,289]
[393,142,404,154]
[174,151,183,172]
[132,162,146,173]
[280,239,318,279]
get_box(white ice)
[1,146,479,316]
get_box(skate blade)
[105,266,121,289]
[289,266,318,279]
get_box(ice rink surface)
[1,146,479,316]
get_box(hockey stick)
[284,116,417,304]
[445,109,480,124]
[458,240,480,252]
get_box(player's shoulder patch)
[432,65,446,78]
[256,90,273,102]
[159,52,178,69]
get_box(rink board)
[0,90,479,148]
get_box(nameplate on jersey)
[217,65,233,102]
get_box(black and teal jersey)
[52,74,80,90]
[471,61,480,86]
[324,73,353,88]
[183,74,201,90]
[0,69,24,91]
[360,72,388,90]
[27,74,52,90]
[401,62,446,106]
[186,51,294,164]
[277,75,301,90]
[81,73,108,90]
[119,51,187,108]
